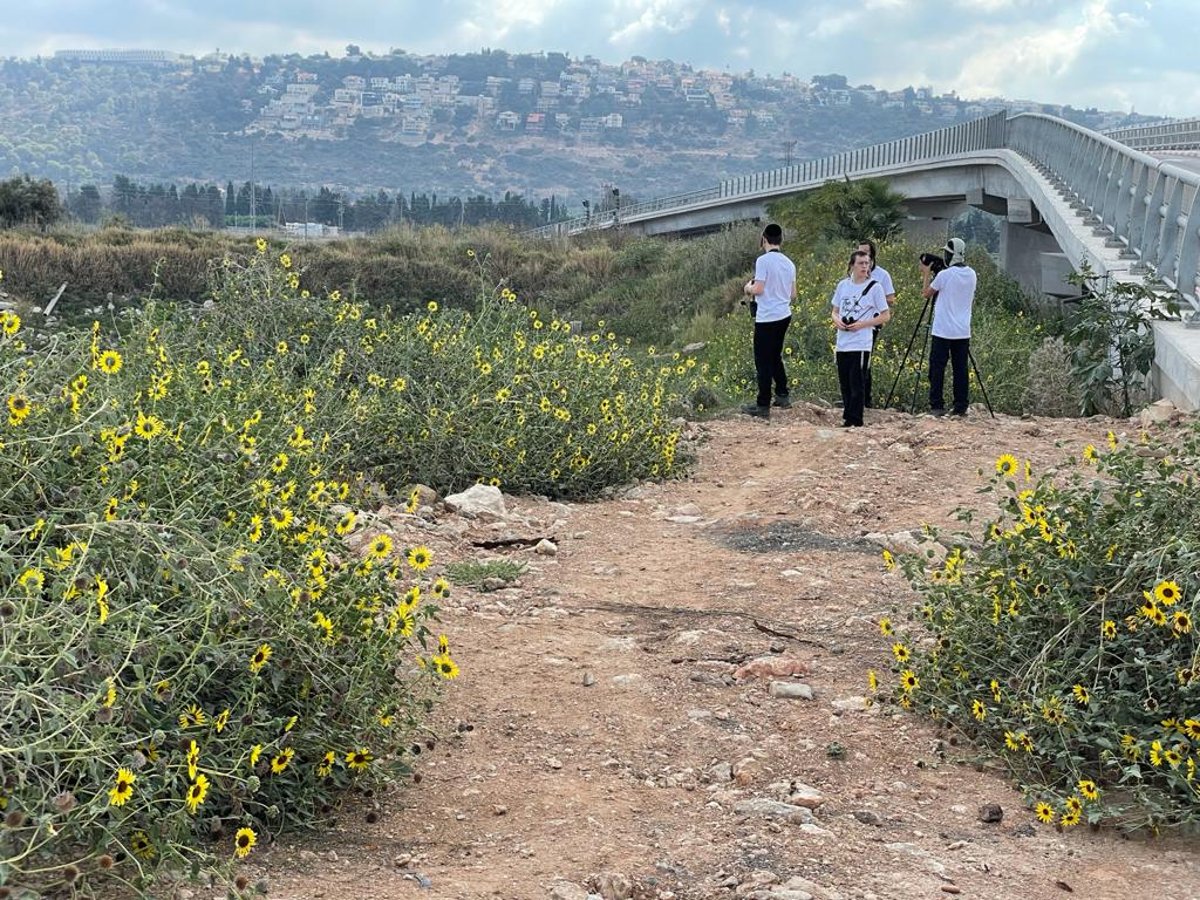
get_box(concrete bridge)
[532,112,1200,410]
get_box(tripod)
[882,295,995,418]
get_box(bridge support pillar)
[1000,222,1081,302]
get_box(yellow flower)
[270,747,295,774]
[279,252,292,269]
[366,533,393,560]
[891,643,911,664]
[256,237,267,253]
[249,744,264,767]
[899,670,919,692]
[1034,801,1054,823]
[134,410,165,440]
[1101,619,1117,640]
[249,643,272,674]
[316,750,336,777]
[185,774,209,814]
[1082,444,1098,463]
[6,394,31,425]
[186,739,200,779]
[1071,684,1090,706]
[213,708,231,734]
[432,653,460,679]
[0,310,20,336]
[1154,580,1181,606]
[345,747,373,771]
[130,830,156,860]
[867,669,878,692]
[108,768,136,807]
[179,704,208,729]
[971,699,987,722]
[17,568,45,593]
[427,300,438,312]
[1078,779,1100,802]
[995,454,1018,477]
[234,826,258,858]
[335,510,357,536]
[95,349,124,374]
[407,545,432,571]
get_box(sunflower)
[6,394,30,425]
[186,739,200,779]
[270,452,289,474]
[108,768,136,807]
[899,670,919,692]
[1163,747,1184,768]
[878,617,894,636]
[1154,580,1182,606]
[0,310,19,335]
[1078,779,1100,802]
[213,709,230,734]
[1082,444,1098,463]
[995,454,1019,477]
[971,699,987,722]
[270,747,294,774]
[255,237,267,253]
[1041,699,1066,725]
[96,349,123,374]
[407,545,432,571]
[335,511,357,536]
[249,744,264,768]
[17,568,45,593]
[432,577,450,598]
[1172,611,1192,635]
[179,705,208,729]
[234,826,257,858]
[367,533,393,560]
[345,747,373,771]
[1003,731,1020,751]
[130,830,156,860]
[867,669,879,692]
[1018,733,1034,753]
[269,507,294,531]
[1071,684,1090,706]
[1101,620,1117,640]
[185,775,209,814]
[432,653,460,680]
[249,643,272,674]
[1034,801,1055,824]
[891,643,911,664]
[316,751,336,777]
[134,411,165,440]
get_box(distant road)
[1151,152,1200,176]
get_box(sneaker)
[741,404,771,419]
[950,410,968,418]
[929,408,946,418]
[772,396,792,409]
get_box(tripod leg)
[883,298,931,410]
[910,327,930,415]
[968,348,996,419]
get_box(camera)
[841,316,856,326]
[919,252,946,274]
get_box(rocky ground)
[248,402,1200,900]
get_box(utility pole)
[249,139,256,234]
[783,140,797,168]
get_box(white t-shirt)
[753,249,796,323]
[930,265,977,339]
[831,277,888,352]
[871,264,896,302]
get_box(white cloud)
[608,0,698,45]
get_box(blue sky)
[2,0,1197,116]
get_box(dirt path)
[251,405,1200,900]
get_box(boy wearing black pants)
[742,223,798,419]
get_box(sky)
[2,0,1198,117]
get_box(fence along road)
[533,111,1200,321]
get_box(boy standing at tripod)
[921,237,976,417]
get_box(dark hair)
[856,239,877,262]
[847,249,870,274]
[762,223,783,245]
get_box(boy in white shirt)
[831,250,891,427]
[921,237,977,417]
[741,223,798,419]
[856,240,896,408]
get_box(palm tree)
[767,177,905,247]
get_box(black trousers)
[929,336,970,414]
[836,350,870,426]
[753,316,791,408]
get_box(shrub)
[881,431,1200,830]
[0,258,452,895]
[1022,336,1081,417]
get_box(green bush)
[0,261,450,896]
[881,431,1200,830]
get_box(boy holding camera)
[831,250,891,427]
[921,237,976,417]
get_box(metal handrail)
[529,110,1200,314]
[1105,118,1200,150]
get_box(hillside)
[0,49,1146,206]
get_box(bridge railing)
[528,111,1008,239]
[1105,118,1200,151]
[1007,114,1200,314]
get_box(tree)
[767,177,905,247]
[72,184,103,224]
[0,175,63,228]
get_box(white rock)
[733,799,815,823]
[832,696,870,712]
[787,782,826,808]
[550,883,589,900]
[769,682,814,700]
[611,674,646,689]
[535,538,558,556]
[444,484,507,519]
